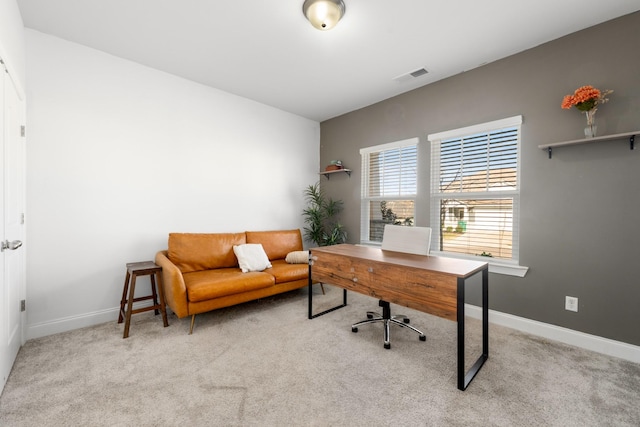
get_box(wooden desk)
[308,244,488,391]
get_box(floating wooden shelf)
[319,169,352,179]
[539,131,638,158]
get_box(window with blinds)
[428,116,522,261]
[360,138,418,244]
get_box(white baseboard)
[27,307,121,340]
[465,304,640,364]
[27,299,163,340]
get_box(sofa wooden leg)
[320,283,325,295]
[189,314,196,335]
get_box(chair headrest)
[381,225,431,255]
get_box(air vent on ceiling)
[393,67,429,83]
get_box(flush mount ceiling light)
[302,0,346,31]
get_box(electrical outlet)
[565,296,578,312]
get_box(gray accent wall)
[318,12,640,346]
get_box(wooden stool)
[118,261,169,338]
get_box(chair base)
[351,300,426,349]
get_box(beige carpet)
[1,285,639,426]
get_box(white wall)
[25,30,320,338]
[0,0,25,95]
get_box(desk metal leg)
[457,266,489,390]
[308,253,348,319]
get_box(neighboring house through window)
[360,138,418,244]
[428,116,524,272]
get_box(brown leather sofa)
[155,229,309,333]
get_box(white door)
[0,65,26,394]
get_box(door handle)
[1,240,22,251]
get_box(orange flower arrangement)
[561,85,613,136]
[561,85,612,112]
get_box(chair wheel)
[384,343,391,349]
[403,318,410,324]
[352,327,358,333]
[367,314,373,319]
[419,335,426,341]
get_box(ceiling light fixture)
[302,0,346,31]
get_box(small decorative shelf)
[539,131,637,159]
[319,169,352,179]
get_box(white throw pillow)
[285,250,309,264]
[233,244,272,273]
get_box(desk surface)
[310,244,487,322]
[311,244,487,278]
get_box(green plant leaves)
[302,182,347,246]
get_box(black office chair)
[351,224,432,349]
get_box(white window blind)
[429,116,521,261]
[360,138,418,244]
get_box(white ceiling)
[17,0,640,122]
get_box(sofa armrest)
[155,250,189,318]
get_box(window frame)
[360,137,419,246]
[428,116,528,277]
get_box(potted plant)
[302,182,347,246]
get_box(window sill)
[429,251,529,277]
[358,241,382,247]
[358,243,529,277]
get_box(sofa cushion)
[246,229,303,260]
[168,232,246,273]
[233,244,272,272]
[285,250,309,264]
[183,268,275,302]
[267,260,309,284]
